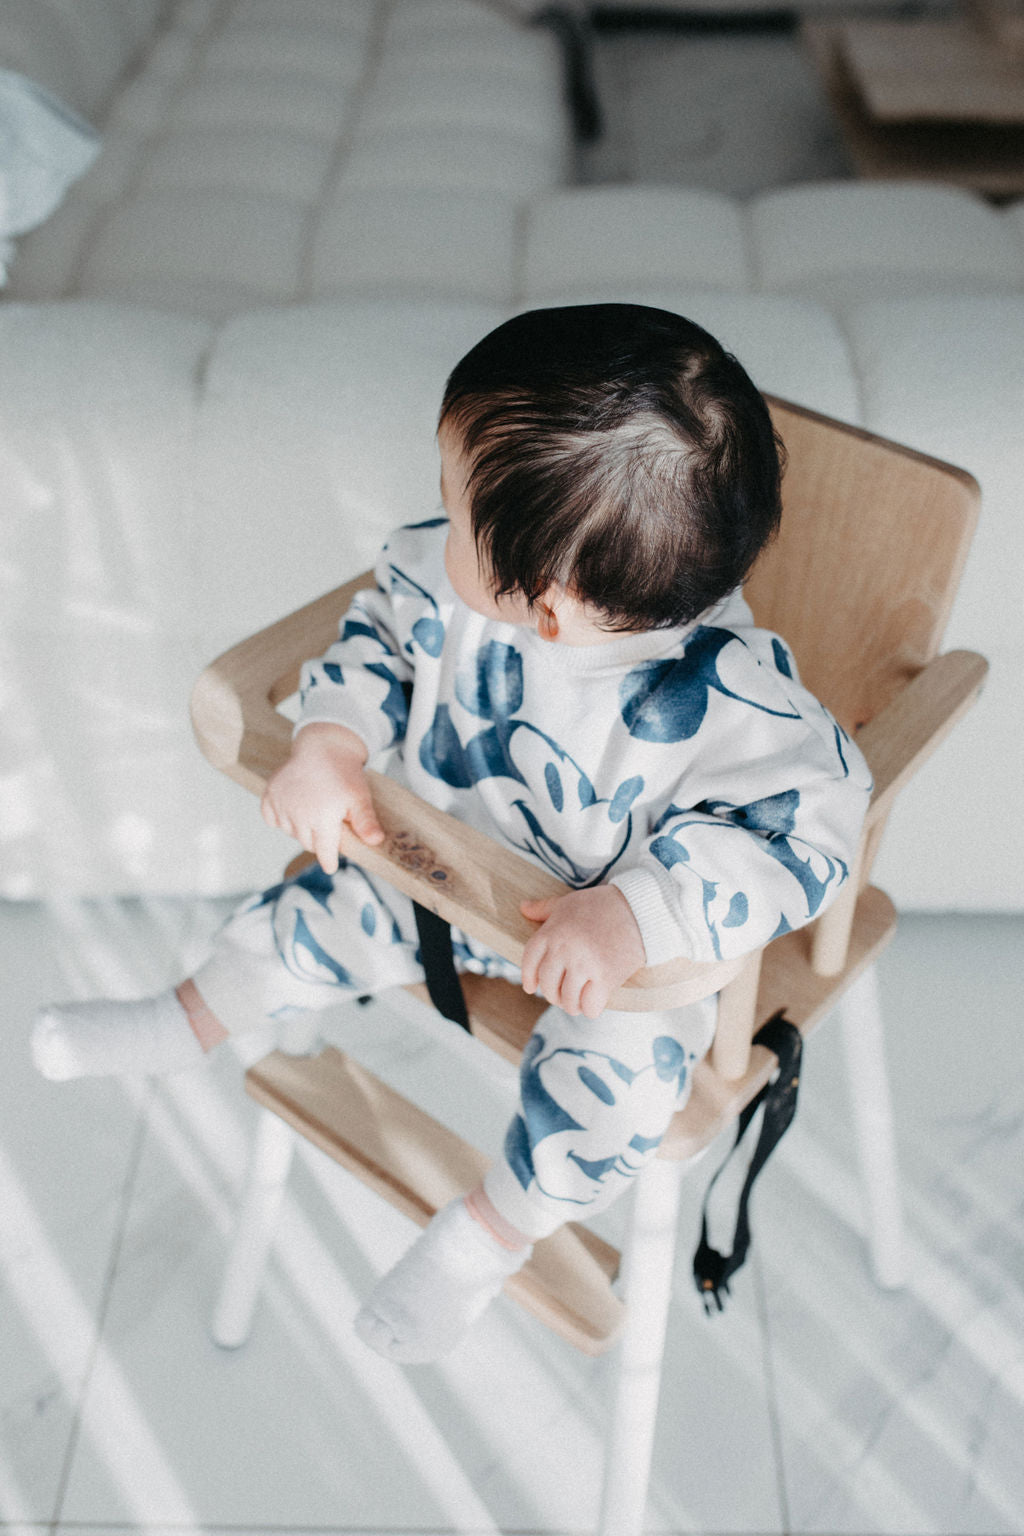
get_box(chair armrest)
[190,573,377,796]
[807,648,987,978]
[190,582,744,1012]
[858,650,989,826]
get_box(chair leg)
[838,963,906,1290]
[598,1155,686,1536]
[211,1108,296,1348]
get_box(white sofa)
[2,1,1019,914]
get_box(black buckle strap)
[693,1010,803,1314]
[412,901,470,1033]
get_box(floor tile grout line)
[753,1250,792,1536]
[47,1094,155,1536]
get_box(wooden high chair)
[190,398,987,1536]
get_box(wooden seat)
[190,396,987,1534]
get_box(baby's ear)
[535,589,561,641]
[541,584,613,645]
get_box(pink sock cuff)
[464,1187,532,1253]
[175,980,229,1053]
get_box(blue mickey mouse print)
[420,638,647,885]
[695,790,846,916]
[619,625,801,743]
[295,522,457,759]
[609,624,865,960]
[235,858,410,992]
[387,554,446,659]
[503,1026,695,1208]
[647,793,847,959]
[299,602,415,753]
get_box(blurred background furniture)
[803,11,1024,197]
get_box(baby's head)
[438,303,784,634]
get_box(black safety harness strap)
[412,901,471,1033]
[693,1010,803,1314]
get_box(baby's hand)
[519,884,646,1020]
[261,722,385,874]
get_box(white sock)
[354,1198,531,1363]
[32,990,207,1080]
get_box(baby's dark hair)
[438,303,785,632]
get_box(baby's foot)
[354,1198,530,1363]
[32,991,207,1080]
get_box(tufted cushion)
[337,129,563,199]
[4,0,568,317]
[310,188,522,304]
[843,294,1024,649]
[0,301,209,630]
[521,187,753,300]
[751,181,1024,308]
[0,299,228,897]
[192,299,509,647]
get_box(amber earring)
[536,601,559,641]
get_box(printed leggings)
[194,859,717,1241]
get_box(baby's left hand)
[519,885,646,1019]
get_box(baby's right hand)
[261,722,385,874]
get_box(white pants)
[195,859,716,1240]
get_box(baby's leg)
[33,860,423,1080]
[355,995,716,1362]
[32,989,214,1080]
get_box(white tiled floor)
[3,897,1023,1535]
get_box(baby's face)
[438,423,536,627]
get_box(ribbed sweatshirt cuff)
[292,708,387,759]
[609,865,688,967]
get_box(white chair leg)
[838,963,906,1289]
[211,1108,296,1348]
[598,1154,686,1536]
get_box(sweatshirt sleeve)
[293,539,415,758]
[608,628,873,966]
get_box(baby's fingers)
[578,978,609,1021]
[310,815,344,875]
[520,926,548,997]
[556,968,585,1018]
[261,794,297,841]
[346,792,385,847]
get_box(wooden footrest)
[245,1045,625,1356]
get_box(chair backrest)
[747,399,980,736]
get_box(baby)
[34,304,871,1361]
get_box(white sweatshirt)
[295,518,872,967]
